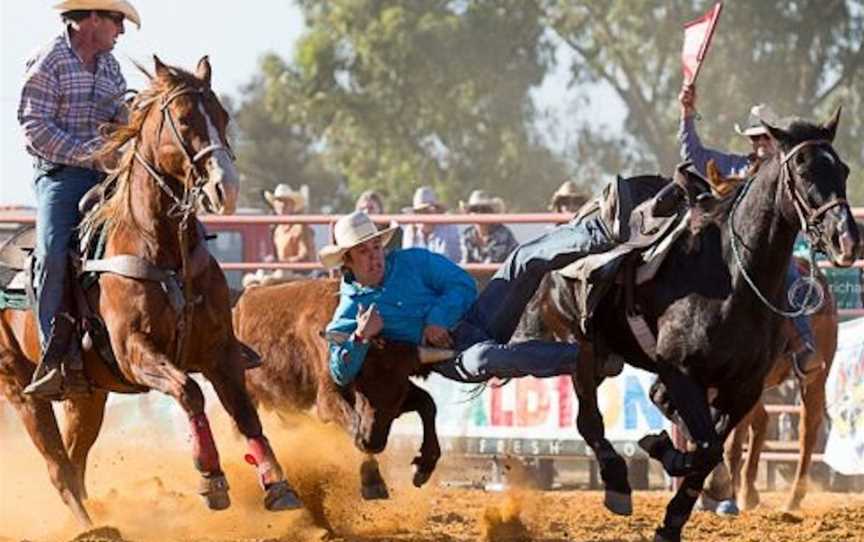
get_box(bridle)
[119,84,234,369]
[778,139,847,245]
[729,138,846,318]
[131,84,233,217]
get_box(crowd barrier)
[0,209,862,486]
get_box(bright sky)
[0,1,623,208]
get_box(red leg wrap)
[190,413,221,474]
[245,435,283,486]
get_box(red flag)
[681,2,723,84]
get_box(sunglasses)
[100,11,124,25]
[469,205,495,214]
[749,134,771,143]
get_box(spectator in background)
[402,186,461,262]
[460,190,518,264]
[354,189,402,251]
[265,184,315,264]
[549,180,589,215]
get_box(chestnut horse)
[0,57,298,527]
[724,258,838,512]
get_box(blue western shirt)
[325,248,477,386]
[678,116,750,177]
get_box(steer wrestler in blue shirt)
[321,211,614,386]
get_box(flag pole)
[690,2,723,84]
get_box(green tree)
[226,77,345,212]
[256,0,569,211]
[544,0,864,203]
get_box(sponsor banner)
[391,365,668,457]
[824,317,864,475]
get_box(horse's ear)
[762,121,790,147]
[153,55,170,80]
[196,56,212,87]
[822,106,841,142]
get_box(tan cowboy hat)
[264,183,306,211]
[405,186,446,212]
[459,190,505,213]
[53,0,142,29]
[735,104,780,137]
[319,211,398,269]
[549,180,588,210]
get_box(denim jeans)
[33,164,103,345]
[785,261,816,348]
[433,215,615,383]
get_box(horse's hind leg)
[62,389,109,501]
[571,350,632,516]
[202,341,301,511]
[0,352,91,527]
[124,334,229,510]
[740,401,768,510]
[360,455,389,500]
[785,376,826,511]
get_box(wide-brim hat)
[406,185,446,212]
[53,0,141,29]
[459,189,505,213]
[264,183,306,211]
[319,211,398,269]
[549,180,588,210]
[735,104,780,137]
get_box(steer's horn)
[418,346,457,364]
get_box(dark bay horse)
[0,57,298,527]
[526,111,859,541]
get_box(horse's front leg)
[122,331,230,511]
[400,381,440,488]
[639,365,722,477]
[202,340,302,511]
[62,389,109,501]
[654,387,760,542]
[572,353,632,516]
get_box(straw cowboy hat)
[264,184,306,211]
[319,211,398,269]
[549,180,588,210]
[405,186,446,213]
[459,190,505,213]
[735,104,780,137]
[53,0,142,29]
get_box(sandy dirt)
[2,403,863,542]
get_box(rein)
[728,139,839,318]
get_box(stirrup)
[23,367,64,400]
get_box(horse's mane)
[83,63,204,239]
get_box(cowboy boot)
[783,319,821,384]
[24,313,88,400]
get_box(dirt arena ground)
[2,407,863,542]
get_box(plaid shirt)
[460,224,519,264]
[18,31,126,168]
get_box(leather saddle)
[555,165,715,345]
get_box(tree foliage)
[545,0,864,203]
[230,0,864,210]
[252,0,569,211]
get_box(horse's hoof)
[604,490,633,516]
[653,526,681,542]
[361,482,390,500]
[264,480,303,511]
[412,464,434,488]
[715,499,739,517]
[198,474,231,511]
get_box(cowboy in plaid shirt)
[18,0,141,400]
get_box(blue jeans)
[33,164,103,345]
[433,216,615,383]
[785,261,816,348]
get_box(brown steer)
[233,278,441,500]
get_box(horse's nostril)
[214,182,225,204]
